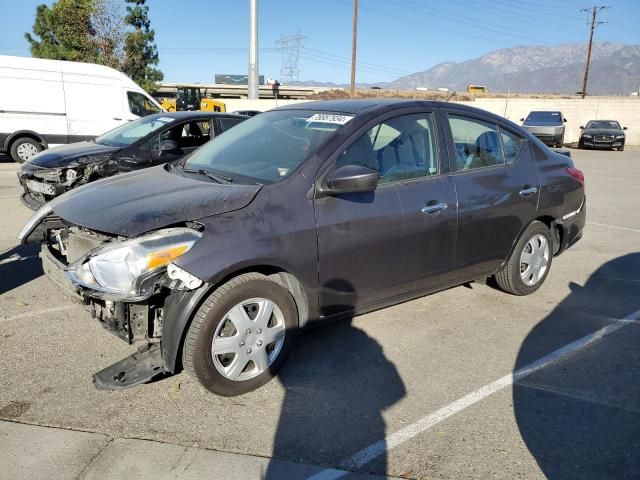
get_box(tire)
[183,273,298,396]
[618,144,625,152]
[494,221,553,296]
[577,139,584,149]
[10,137,42,163]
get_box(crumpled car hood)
[27,141,120,168]
[51,166,262,237]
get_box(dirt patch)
[0,401,31,419]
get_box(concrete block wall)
[461,97,640,145]
[222,97,640,145]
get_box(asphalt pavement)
[0,148,638,479]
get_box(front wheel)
[183,273,298,396]
[10,137,42,163]
[618,143,625,151]
[494,221,553,296]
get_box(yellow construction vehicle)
[160,86,226,112]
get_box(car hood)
[27,141,120,169]
[523,121,564,127]
[50,166,262,237]
[582,128,624,136]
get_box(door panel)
[315,111,457,316]
[445,112,539,278]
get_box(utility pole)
[580,5,608,99]
[248,0,259,100]
[349,0,358,98]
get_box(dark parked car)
[19,100,585,396]
[578,119,626,151]
[521,111,567,147]
[17,111,246,210]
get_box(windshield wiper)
[182,168,233,184]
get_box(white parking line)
[0,305,78,323]
[0,254,38,265]
[587,222,640,233]
[319,309,640,474]
[0,195,20,198]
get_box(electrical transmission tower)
[275,32,306,83]
[580,5,608,99]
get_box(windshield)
[525,111,563,123]
[95,115,177,147]
[183,109,352,184]
[586,120,621,130]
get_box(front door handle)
[519,186,538,197]
[421,202,448,214]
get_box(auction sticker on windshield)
[306,113,354,125]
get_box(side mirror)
[623,126,628,130]
[579,126,584,129]
[563,118,567,123]
[322,165,379,195]
[520,118,524,122]
[158,139,180,154]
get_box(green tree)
[122,0,163,92]
[25,0,97,62]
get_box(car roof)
[274,98,510,115]
[146,111,245,120]
[586,119,619,123]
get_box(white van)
[0,55,163,162]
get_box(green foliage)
[25,0,163,93]
[122,0,163,93]
[25,0,97,62]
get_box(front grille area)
[595,135,614,143]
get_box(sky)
[0,0,638,84]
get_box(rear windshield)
[525,111,563,123]
[183,109,352,184]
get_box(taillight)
[565,167,584,184]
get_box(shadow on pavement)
[265,280,406,478]
[514,253,640,479]
[0,244,42,295]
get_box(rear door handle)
[519,186,538,197]
[421,202,448,214]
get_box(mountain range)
[294,43,640,95]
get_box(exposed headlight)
[582,134,592,138]
[68,227,202,299]
[65,168,78,182]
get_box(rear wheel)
[183,273,298,396]
[10,137,42,163]
[494,221,553,296]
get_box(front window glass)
[337,113,438,184]
[586,120,621,129]
[95,115,175,147]
[525,111,562,123]
[183,110,351,184]
[127,91,161,116]
[448,115,505,171]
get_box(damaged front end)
[20,210,206,389]
[18,156,118,210]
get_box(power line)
[580,5,609,98]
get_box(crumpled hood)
[51,166,262,237]
[582,128,624,136]
[27,141,120,168]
